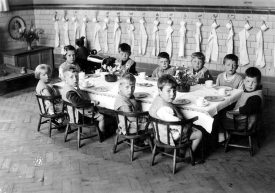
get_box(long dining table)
[55,73,243,134]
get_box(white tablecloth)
[55,74,243,133]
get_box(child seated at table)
[75,36,94,73]
[60,64,105,134]
[189,52,213,84]
[216,54,243,89]
[149,74,202,152]
[226,67,263,129]
[115,43,137,76]
[35,64,62,115]
[151,52,176,79]
[114,73,146,135]
[59,45,81,80]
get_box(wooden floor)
[0,87,275,193]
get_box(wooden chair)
[63,101,103,149]
[224,112,261,156]
[36,94,67,137]
[113,111,153,162]
[149,115,198,174]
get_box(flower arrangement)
[19,25,44,49]
[175,68,198,92]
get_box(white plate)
[218,92,231,97]
[215,86,233,91]
[137,83,154,87]
[134,92,150,98]
[173,99,191,105]
[204,96,225,102]
[90,86,109,92]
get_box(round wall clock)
[8,16,26,40]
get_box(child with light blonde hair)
[114,73,145,134]
[35,64,61,114]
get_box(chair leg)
[148,136,153,152]
[96,126,103,143]
[37,116,42,132]
[172,149,177,174]
[64,124,70,142]
[255,130,261,148]
[49,119,52,137]
[130,139,134,162]
[151,144,157,166]
[77,127,81,150]
[113,134,119,153]
[224,134,231,153]
[249,136,254,156]
[189,148,195,166]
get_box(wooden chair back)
[36,94,63,115]
[149,116,198,147]
[115,111,150,135]
[63,101,95,125]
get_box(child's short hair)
[118,43,131,54]
[119,73,136,85]
[75,37,85,47]
[157,74,177,90]
[191,52,205,63]
[62,45,76,59]
[223,54,238,65]
[158,52,170,62]
[34,64,52,79]
[63,64,80,78]
[245,67,261,83]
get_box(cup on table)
[95,69,101,75]
[218,88,227,96]
[205,80,213,88]
[139,72,146,79]
[79,71,85,80]
[196,97,207,107]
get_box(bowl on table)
[105,74,118,82]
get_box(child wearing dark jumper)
[226,67,263,129]
[60,64,105,134]
[115,43,138,76]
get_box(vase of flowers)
[19,25,44,50]
[176,69,197,92]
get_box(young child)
[75,37,90,61]
[227,67,263,129]
[189,52,213,84]
[59,45,81,80]
[151,52,176,78]
[115,43,137,76]
[35,64,62,115]
[60,64,105,134]
[75,37,92,73]
[114,73,145,134]
[149,74,202,152]
[216,54,243,89]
